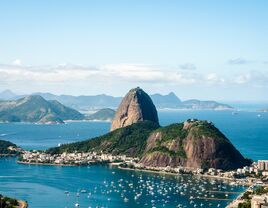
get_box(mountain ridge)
[0,89,233,111]
[0,95,84,123]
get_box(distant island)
[0,95,84,124]
[0,89,233,111]
[43,88,248,171]
[86,108,115,121]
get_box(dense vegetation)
[47,121,160,157]
[149,123,187,158]
[238,200,251,208]
[157,123,187,142]
[0,140,18,155]
[188,120,227,140]
[0,194,19,208]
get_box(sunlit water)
[0,110,267,207]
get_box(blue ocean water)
[0,110,267,207]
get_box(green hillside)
[0,95,84,123]
[87,108,115,121]
[47,121,160,157]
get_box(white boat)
[80,189,87,193]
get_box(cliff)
[140,120,250,170]
[110,87,159,131]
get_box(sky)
[0,0,267,101]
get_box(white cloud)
[13,59,22,66]
[232,71,268,88]
[0,63,267,91]
[205,73,225,84]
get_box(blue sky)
[0,0,267,101]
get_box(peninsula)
[20,88,250,172]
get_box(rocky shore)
[0,194,28,208]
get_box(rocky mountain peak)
[110,87,159,131]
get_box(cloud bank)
[0,63,267,98]
[0,63,267,86]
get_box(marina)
[0,157,246,208]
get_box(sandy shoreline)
[17,160,79,167]
[117,166,245,182]
[17,160,106,167]
[17,200,28,208]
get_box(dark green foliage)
[190,121,227,140]
[238,201,251,208]
[0,140,17,154]
[254,186,268,195]
[47,121,159,157]
[149,123,187,158]
[157,123,187,142]
[0,194,19,208]
[238,200,251,208]
[148,146,186,157]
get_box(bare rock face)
[110,87,159,131]
[140,120,251,170]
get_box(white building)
[251,195,268,208]
[258,160,268,171]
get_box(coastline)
[117,166,250,183]
[17,200,28,208]
[17,160,79,167]
[18,160,253,186]
[17,160,106,167]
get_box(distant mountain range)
[0,90,233,111]
[0,95,84,124]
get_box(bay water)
[0,110,267,207]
